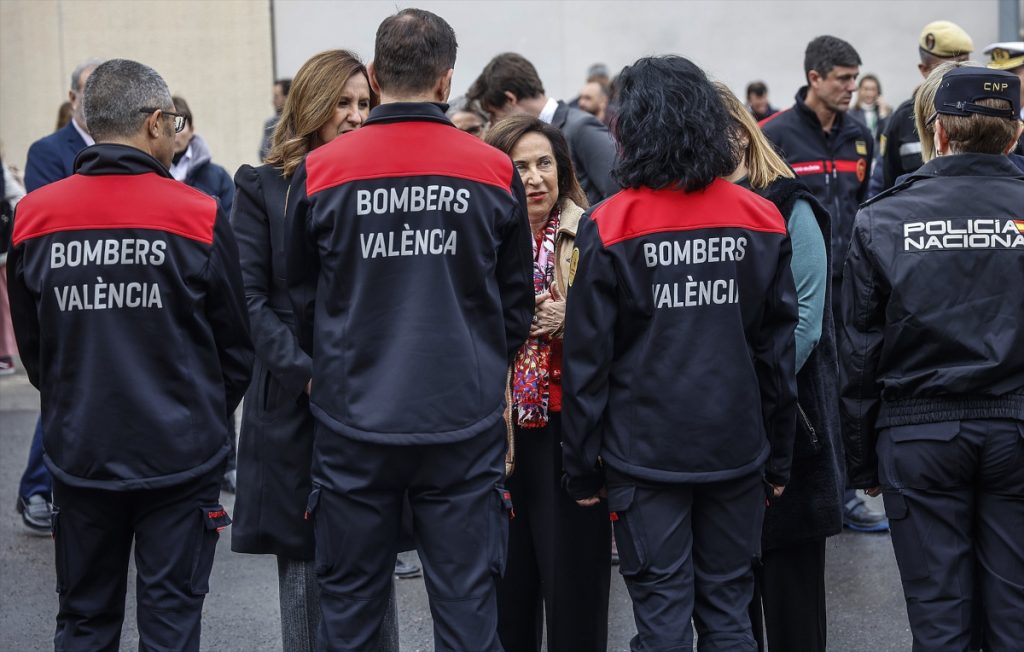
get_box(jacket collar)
[74,143,173,178]
[793,86,849,134]
[911,153,1024,180]
[363,102,453,127]
[557,199,584,238]
[550,100,569,130]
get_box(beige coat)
[504,198,584,476]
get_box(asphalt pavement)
[0,366,912,651]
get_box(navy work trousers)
[878,418,1024,652]
[310,421,507,652]
[607,469,766,652]
[50,465,227,652]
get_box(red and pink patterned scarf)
[512,207,560,429]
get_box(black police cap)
[934,67,1021,120]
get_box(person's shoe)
[394,558,421,579]
[843,495,889,533]
[0,356,15,376]
[15,495,52,534]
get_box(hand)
[771,484,785,497]
[530,291,565,338]
[575,486,607,508]
[864,485,882,497]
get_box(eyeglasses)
[138,108,187,133]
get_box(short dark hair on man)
[612,56,737,192]
[804,35,862,82]
[84,59,173,142]
[746,81,768,98]
[275,78,292,96]
[373,8,457,96]
[466,53,545,111]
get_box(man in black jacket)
[286,9,533,650]
[8,59,252,651]
[877,21,974,192]
[841,67,1024,651]
[467,53,618,204]
[761,35,886,533]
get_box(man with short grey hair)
[8,58,252,651]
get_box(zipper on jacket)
[797,402,819,448]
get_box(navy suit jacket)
[24,122,88,192]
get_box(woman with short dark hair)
[562,55,800,651]
[484,115,610,652]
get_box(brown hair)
[467,53,545,112]
[171,95,193,127]
[939,100,1022,154]
[265,50,378,177]
[714,82,795,189]
[484,114,588,210]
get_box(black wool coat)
[755,176,844,549]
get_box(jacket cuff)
[562,469,604,501]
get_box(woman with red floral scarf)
[485,115,611,652]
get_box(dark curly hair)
[611,56,737,192]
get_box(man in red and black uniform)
[761,35,886,533]
[286,9,533,650]
[8,59,252,651]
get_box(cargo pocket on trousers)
[607,485,647,577]
[189,504,231,595]
[881,491,928,581]
[489,485,513,577]
[51,506,66,594]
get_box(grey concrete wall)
[0,0,273,179]
[274,0,1000,114]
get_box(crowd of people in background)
[0,7,1022,652]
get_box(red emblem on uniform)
[856,158,867,183]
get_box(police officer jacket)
[879,97,923,191]
[561,180,799,498]
[8,144,253,491]
[761,88,873,278]
[840,153,1024,488]
[287,102,534,447]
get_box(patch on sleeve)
[568,247,580,287]
[855,140,868,156]
[879,135,887,156]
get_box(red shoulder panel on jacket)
[12,173,217,246]
[591,179,787,247]
[305,122,515,196]
[758,107,790,128]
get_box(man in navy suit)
[15,59,102,534]
[24,60,102,192]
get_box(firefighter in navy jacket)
[285,11,533,651]
[840,67,1024,651]
[562,56,798,652]
[760,36,873,289]
[7,60,252,651]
